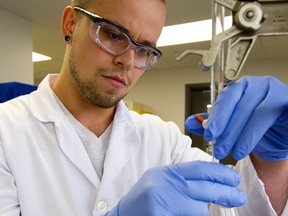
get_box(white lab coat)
[0,74,286,216]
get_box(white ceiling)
[0,0,287,84]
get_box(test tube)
[195,114,218,163]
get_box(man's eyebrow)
[141,40,157,48]
[112,21,157,47]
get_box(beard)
[68,48,128,109]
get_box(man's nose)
[113,49,135,71]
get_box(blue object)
[105,161,246,216]
[185,76,288,161]
[185,113,209,136]
[0,82,37,103]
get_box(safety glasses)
[73,6,162,69]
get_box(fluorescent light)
[32,52,52,62]
[157,16,232,47]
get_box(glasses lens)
[134,47,159,69]
[97,23,130,54]
[90,22,161,68]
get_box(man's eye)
[137,48,150,57]
[104,29,123,42]
[138,48,148,55]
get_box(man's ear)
[61,6,76,40]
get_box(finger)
[167,197,208,216]
[185,181,247,207]
[179,200,208,216]
[204,80,246,141]
[169,161,242,187]
[185,113,209,136]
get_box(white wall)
[125,58,288,132]
[0,8,33,84]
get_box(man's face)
[68,0,166,108]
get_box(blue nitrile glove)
[185,76,288,161]
[185,113,209,136]
[105,161,247,216]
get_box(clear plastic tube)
[209,203,239,216]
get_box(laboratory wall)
[0,8,33,84]
[125,58,288,132]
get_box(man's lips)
[103,75,128,87]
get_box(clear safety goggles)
[73,6,162,69]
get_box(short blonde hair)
[71,0,91,7]
[71,0,165,8]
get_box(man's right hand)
[105,161,247,216]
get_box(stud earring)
[65,35,71,41]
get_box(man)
[0,0,287,215]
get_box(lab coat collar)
[29,74,60,123]
[29,74,99,187]
[28,74,142,190]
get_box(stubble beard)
[69,49,127,109]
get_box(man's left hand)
[185,76,288,161]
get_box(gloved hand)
[105,161,246,216]
[185,76,288,161]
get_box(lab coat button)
[97,201,107,212]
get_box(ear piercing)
[65,35,71,41]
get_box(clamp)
[177,0,288,82]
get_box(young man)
[0,0,287,215]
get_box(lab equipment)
[177,0,288,83]
[195,114,207,128]
[105,161,246,216]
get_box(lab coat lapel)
[55,121,99,188]
[102,101,140,185]
[30,74,99,188]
